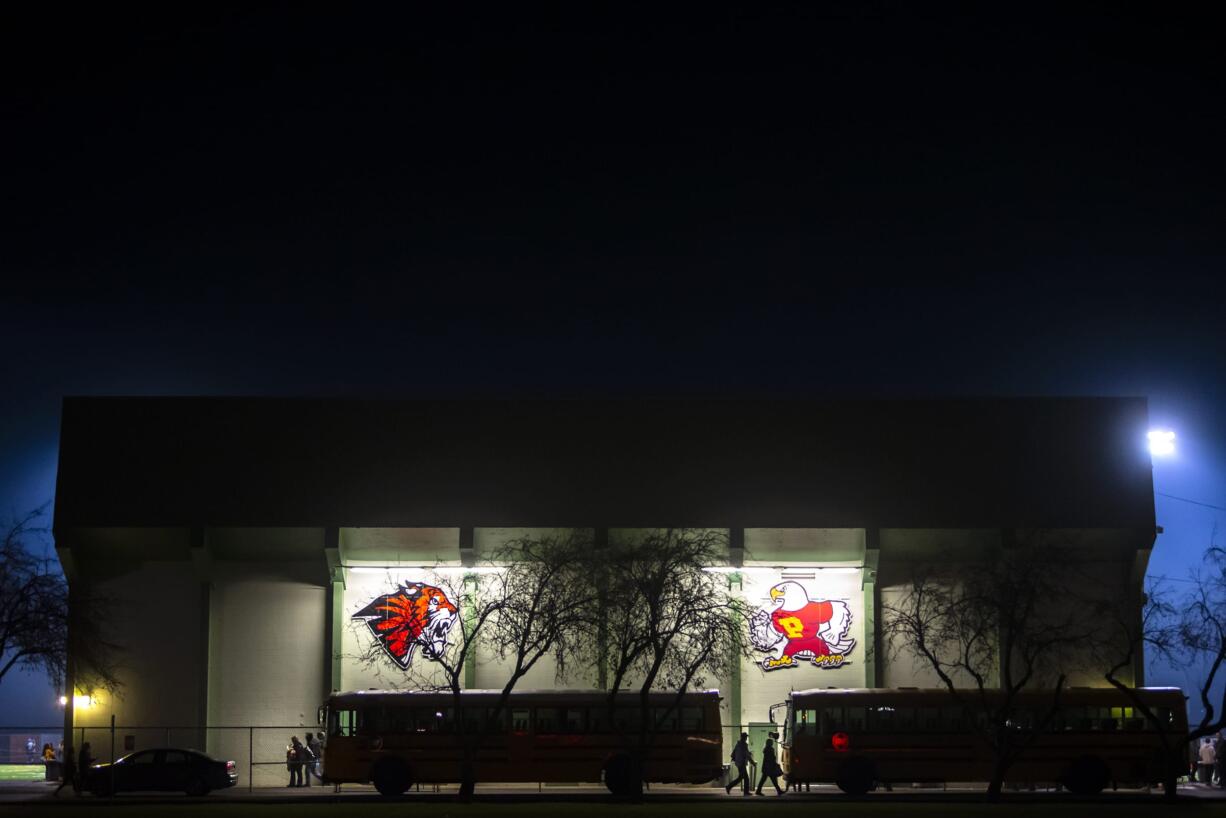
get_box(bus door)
[769,702,790,747]
[748,722,775,776]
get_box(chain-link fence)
[0,724,323,790]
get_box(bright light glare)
[1148,429,1176,457]
[58,696,68,706]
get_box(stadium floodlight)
[1148,429,1176,457]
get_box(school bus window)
[332,709,356,737]
[511,708,531,734]
[588,708,609,733]
[536,708,559,733]
[796,709,816,736]
[819,707,840,734]
[463,707,484,733]
[652,708,678,732]
[941,707,964,732]
[868,706,895,733]
[615,708,641,732]
[357,707,383,735]
[918,707,939,731]
[485,708,508,733]
[681,707,704,732]
[563,708,587,733]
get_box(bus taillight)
[831,732,850,752]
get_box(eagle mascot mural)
[750,580,856,671]
[352,582,459,670]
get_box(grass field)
[0,766,47,783]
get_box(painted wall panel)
[738,567,866,729]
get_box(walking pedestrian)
[725,732,752,795]
[755,737,785,796]
[307,732,325,784]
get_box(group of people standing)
[286,732,324,787]
[726,732,785,796]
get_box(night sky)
[3,4,1224,725]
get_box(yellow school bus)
[321,688,723,796]
[775,687,1186,795]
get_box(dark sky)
[2,4,1225,723]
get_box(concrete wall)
[206,570,327,787]
[76,561,207,739]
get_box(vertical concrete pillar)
[190,526,212,746]
[725,537,745,735]
[463,573,478,690]
[595,528,609,690]
[460,527,478,688]
[863,530,881,688]
[324,527,344,693]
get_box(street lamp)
[1148,429,1176,457]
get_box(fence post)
[109,714,116,794]
[249,726,254,793]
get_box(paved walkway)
[4,779,1226,803]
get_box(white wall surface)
[738,566,867,727]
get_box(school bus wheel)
[1062,755,1109,796]
[835,757,876,796]
[603,754,635,796]
[371,757,412,796]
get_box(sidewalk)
[4,778,1225,803]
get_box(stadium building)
[52,397,1158,782]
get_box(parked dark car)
[84,748,238,796]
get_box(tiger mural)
[352,582,459,669]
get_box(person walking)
[755,737,785,796]
[307,732,325,785]
[1199,738,1216,785]
[725,733,752,795]
[287,736,305,787]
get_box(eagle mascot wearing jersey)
[750,581,855,666]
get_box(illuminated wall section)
[737,566,866,723]
[471,528,597,691]
[736,529,868,731]
[341,567,459,692]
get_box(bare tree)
[1101,540,1226,799]
[0,505,121,697]
[595,528,751,798]
[347,531,594,798]
[882,539,1094,802]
